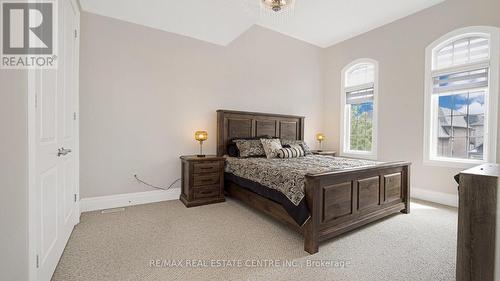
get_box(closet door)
[34,1,79,280]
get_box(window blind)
[345,64,375,88]
[435,37,489,69]
[346,87,374,104]
[432,68,488,94]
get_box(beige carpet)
[52,198,457,281]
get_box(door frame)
[27,1,81,280]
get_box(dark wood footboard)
[303,162,411,254]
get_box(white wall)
[80,12,324,198]
[0,71,29,281]
[322,0,500,198]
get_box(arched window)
[424,27,499,167]
[340,59,378,159]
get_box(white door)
[34,1,79,280]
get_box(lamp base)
[196,154,206,158]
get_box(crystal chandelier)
[261,0,294,12]
[259,0,296,23]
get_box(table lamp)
[195,131,208,157]
[316,133,325,152]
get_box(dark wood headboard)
[217,110,305,157]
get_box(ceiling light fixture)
[259,0,295,23]
[261,0,292,12]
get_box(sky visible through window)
[438,92,484,113]
[355,102,373,114]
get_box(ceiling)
[79,0,446,48]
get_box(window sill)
[423,157,486,169]
[341,151,377,160]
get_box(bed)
[217,110,411,254]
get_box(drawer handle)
[201,179,213,183]
[200,167,213,170]
[200,190,213,194]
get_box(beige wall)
[80,12,324,198]
[0,71,29,281]
[81,0,500,200]
[323,0,500,196]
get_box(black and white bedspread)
[225,155,380,206]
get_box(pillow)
[281,139,312,155]
[227,143,239,157]
[277,145,305,158]
[228,135,273,157]
[261,138,283,159]
[234,139,266,158]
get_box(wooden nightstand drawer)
[193,173,219,186]
[193,162,220,174]
[194,185,220,199]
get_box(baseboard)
[411,187,458,207]
[80,188,181,213]
[80,187,457,211]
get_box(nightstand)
[179,155,225,207]
[311,150,337,157]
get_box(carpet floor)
[52,198,457,281]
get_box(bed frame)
[217,110,410,254]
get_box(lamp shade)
[195,131,208,142]
[316,133,325,141]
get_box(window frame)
[424,26,500,168]
[340,59,379,160]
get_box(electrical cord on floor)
[134,174,180,191]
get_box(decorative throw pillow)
[234,140,266,158]
[229,136,272,157]
[227,143,239,157]
[277,145,305,158]
[261,138,283,159]
[290,144,306,154]
[281,139,312,155]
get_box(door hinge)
[36,254,39,268]
[35,93,38,108]
[73,112,77,120]
[74,194,77,202]
[74,29,77,39]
